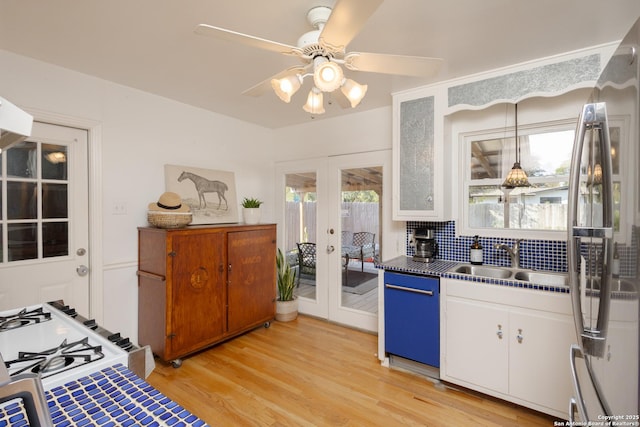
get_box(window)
[1,141,69,262]
[462,119,623,240]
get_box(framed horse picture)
[164,164,239,224]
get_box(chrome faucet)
[494,239,522,269]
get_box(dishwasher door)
[384,271,439,368]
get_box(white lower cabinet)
[441,278,576,419]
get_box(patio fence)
[283,201,380,253]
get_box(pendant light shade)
[502,103,530,188]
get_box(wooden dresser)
[137,223,276,367]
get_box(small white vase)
[243,207,261,224]
[275,298,298,322]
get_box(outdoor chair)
[296,242,317,286]
[351,232,376,271]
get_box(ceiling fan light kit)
[196,0,443,117]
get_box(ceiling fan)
[194,0,443,115]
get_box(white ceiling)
[2,0,640,129]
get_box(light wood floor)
[146,315,560,426]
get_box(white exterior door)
[276,150,390,332]
[0,122,89,314]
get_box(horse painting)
[178,171,229,210]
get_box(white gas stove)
[0,301,208,427]
[0,302,131,390]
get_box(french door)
[276,150,389,332]
[0,122,89,313]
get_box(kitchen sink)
[453,265,513,279]
[588,278,637,293]
[513,271,569,287]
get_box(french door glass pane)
[340,167,381,314]
[285,172,317,301]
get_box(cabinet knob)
[516,328,524,343]
[496,324,503,339]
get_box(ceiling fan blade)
[344,52,444,77]
[195,24,299,56]
[319,0,383,52]
[241,65,310,97]
[328,91,352,109]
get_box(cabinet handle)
[385,284,433,296]
[496,324,503,339]
[516,328,523,343]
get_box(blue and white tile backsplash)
[406,220,636,276]
[406,221,568,272]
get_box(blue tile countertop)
[0,364,209,427]
[376,257,458,277]
[377,256,570,294]
[377,256,640,299]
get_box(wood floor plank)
[146,315,560,426]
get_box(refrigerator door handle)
[567,102,614,358]
[570,344,590,421]
[569,398,578,424]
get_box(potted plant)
[241,197,263,224]
[275,248,298,322]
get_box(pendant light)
[502,103,530,188]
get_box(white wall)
[0,50,279,340]
[0,49,396,341]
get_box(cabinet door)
[444,298,508,394]
[392,88,447,220]
[168,231,226,359]
[508,310,575,413]
[227,228,276,334]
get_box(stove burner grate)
[4,337,105,379]
[0,307,51,332]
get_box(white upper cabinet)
[392,85,449,220]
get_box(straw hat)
[148,192,190,213]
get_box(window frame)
[459,115,629,242]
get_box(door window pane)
[7,182,37,220]
[42,144,68,180]
[43,183,68,218]
[340,167,381,314]
[43,222,69,258]
[6,141,37,178]
[1,138,71,263]
[8,223,37,261]
[285,172,317,301]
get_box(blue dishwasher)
[384,271,439,368]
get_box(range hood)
[0,96,33,152]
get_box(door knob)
[326,245,335,254]
[76,265,89,276]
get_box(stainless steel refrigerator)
[568,17,640,422]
